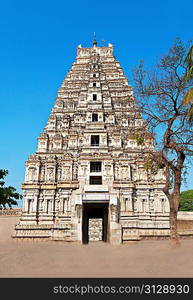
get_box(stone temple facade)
[14,39,170,244]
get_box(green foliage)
[179,189,193,211]
[143,156,165,174]
[135,134,144,145]
[0,169,22,209]
[0,169,8,186]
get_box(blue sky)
[0,0,193,207]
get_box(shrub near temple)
[179,190,193,211]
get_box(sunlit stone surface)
[14,40,170,243]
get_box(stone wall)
[0,208,22,216]
[177,212,193,236]
[177,211,193,220]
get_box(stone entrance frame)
[82,202,109,244]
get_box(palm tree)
[0,186,19,209]
[182,45,193,121]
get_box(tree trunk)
[169,190,181,245]
[169,207,180,244]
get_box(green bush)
[179,190,193,211]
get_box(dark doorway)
[93,94,97,101]
[82,203,109,244]
[91,135,99,146]
[92,113,98,122]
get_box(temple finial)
[93,32,97,46]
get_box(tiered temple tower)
[14,39,170,243]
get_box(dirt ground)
[0,216,193,278]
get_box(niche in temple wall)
[121,195,133,212]
[46,167,55,182]
[27,198,33,213]
[60,197,69,214]
[52,135,62,150]
[138,167,148,181]
[56,118,63,130]
[79,164,88,177]
[104,164,112,176]
[121,165,129,180]
[37,138,48,152]
[26,166,38,182]
[87,91,102,102]
[160,197,169,213]
[62,165,72,180]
